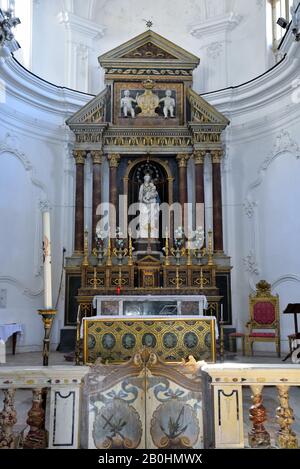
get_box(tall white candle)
[42,210,53,310]
[220,304,224,322]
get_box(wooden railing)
[202,364,300,449]
[0,366,89,449]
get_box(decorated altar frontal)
[83,316,216,364]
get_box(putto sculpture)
[159,89,176,118]
[121,89,137,118]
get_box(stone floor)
[2,349,289,366]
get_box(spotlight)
[277,17,289,29]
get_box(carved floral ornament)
[73,150,86,165]
[107,153,120,168]
[90,151,103,165]
[176,153,190,168]
[194,151,206,165]
[211,150,223,163]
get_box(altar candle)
[42,210,53,310]
[220,304,224,323]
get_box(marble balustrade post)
[211,150,223,253]
[0,388,17,449]
[73,150,86,253]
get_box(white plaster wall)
[205,29,300,353]
[0,53,92,352]
[17,0,270,94]
[1,3,300,355]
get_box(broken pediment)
[187,88,229,126]
[66,87,109,126]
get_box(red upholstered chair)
[246,280,280,357]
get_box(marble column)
[91,151,103,248]
[73,150,86,253]
[194,150,206,234]
[212,150,223,252]
[107,153,120,237]
[176,154,189,229]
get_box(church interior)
[0,0,300,452]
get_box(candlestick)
[128,229,133,266]
[207,229,214,266]
[164,228,170,266]
[106,233,112,266]
[42,210,53,309]
[75,305,81,366]
[38,309,57,366]
[82,227,89,267]
[220,320,225,361]
[186,240,192,266]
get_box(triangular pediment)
[187,88,229,125]
[66,87,109,126]
[121,42,177,60]
[99,30,199,69]
[137,254,161,265]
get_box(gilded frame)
[114,81,184,125]
[83,316,216,365]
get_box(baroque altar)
[63,29,233,357]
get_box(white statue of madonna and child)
[138,173,160,239]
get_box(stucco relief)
[243,130,300,287]
[0,138,49,293]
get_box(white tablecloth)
[0,323,24,342]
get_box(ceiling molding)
[58,11,105,40]
[190,12,242,39]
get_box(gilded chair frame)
[246,281,280,357]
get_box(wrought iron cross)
[144,19,153,30]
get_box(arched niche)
[123,157,174,244]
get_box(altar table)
[92,294,208,316]
[83,315,216,364]
[0,323,24,354]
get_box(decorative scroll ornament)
[255,280,272,297]
[0,8,20,53]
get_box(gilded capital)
[176,153,190,168]
[107,153,121,168]
[211,150,223,164]
[194,150,206,165]
[73,150,86,165]
[91,150,103,165]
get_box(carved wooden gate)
[82,351,205,449]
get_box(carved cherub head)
[124,89,131,97]
[165,89,172,97]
